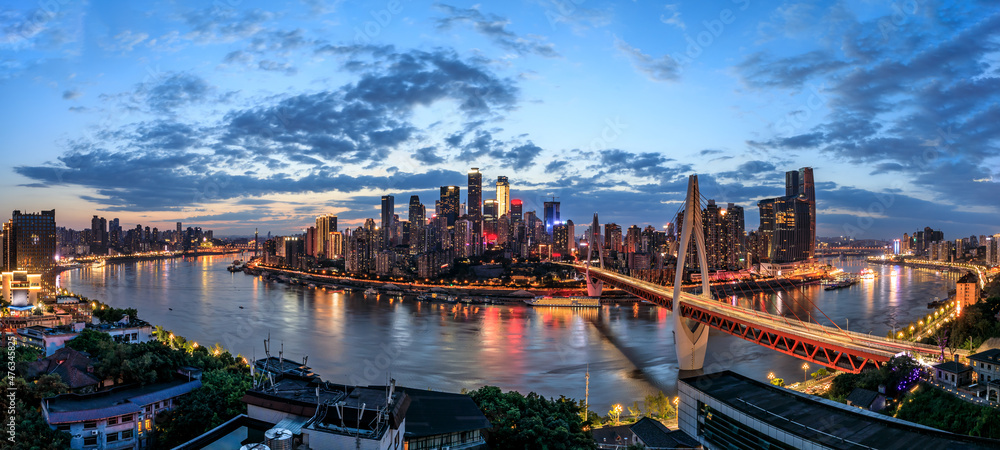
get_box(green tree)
[770,377,785,387]
[157,369,252,447]
[13,345,42,363]
[468,386,595,449]
[811,368,830,380]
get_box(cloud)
[613,36,681,82]
[107,30,149,52]
[181,7,273,43]
[14,47,523,211]
[413,146,445,165]
[62,89,81,100]
[660,4,685,30]
[736,51,847,89]
[434,3,560,58]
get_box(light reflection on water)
[60,255,957,412]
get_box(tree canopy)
[468,386,596,449]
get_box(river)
[58,255,959,413]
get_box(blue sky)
[1,0,998,239]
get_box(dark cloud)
[614,36,680,82]
[15,47,522,212]
[413,146,444,165]
[139,72,213,113]
[544,160,568,172]
[62,89,81,100]
[736,51,847,89]
[434,3,560,58]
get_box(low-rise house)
[968,348,1000,385]
[43,378,201,449]
[594,418,700,449]
[16,321,154,356]
[21,347,103,393]
[933,360,974,388]
[845,387,887,412]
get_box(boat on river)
[524,296,601,307]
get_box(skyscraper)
[510,199,523,222]
[381,195,395,248]
[408,196,425,227]
[2,210,56,272]
[316,214,337,258]
[496,176,510,218]
[468,168,482,219]
[543,201,560,235]
[757,167,815,263]
[439,186,460,226]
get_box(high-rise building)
[496,176,510,218]
[315,214,337,258]
[510,199,523,222]
[381,195,395,248]
[2,210,57,272]
[408,196,425,227]
[439,186,460,227]
[543,201,560,235]
[605,223,622,252]
[757,167,815,263]
[468,168,482,219]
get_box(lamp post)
[802,363,810,383]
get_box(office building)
[468,168,482,218]
[408,196,425,227]
[757,168,815,264]
[439,186,460,227]
[3,210,57,273]
[543,201,560,236]
[315,214,337,258]
[510,199,523,222]
[605,223,622,253]
[496,176,510,218]
[381,195,395,248]
[678,370,997,449]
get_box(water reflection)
[60,256,955,413]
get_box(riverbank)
[241,263,643,303]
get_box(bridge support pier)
[673,175,711,371]
[586,276,603,297]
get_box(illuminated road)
[575,264,966,371]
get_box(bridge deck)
[575,264,961,373]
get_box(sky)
[1,0,998,239]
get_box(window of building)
[56,424,71,432]
[108,416,118,426]
[83,421,97,429]
[122,429,134,440]
[145,419,151,432]
[107,432,119,443]
[83,436,97,447]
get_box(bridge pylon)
[673,175,711,371]
[586,213,604,297]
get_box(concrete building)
[1,270,41,311]
[43,378,201,449]
[969,348,1000,387]
[678,370,998,449]
[932,360,973,388]
[17,322,154,356]
[956,272,981,310]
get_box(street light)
[802,363,810,382]
[768,372,775,381]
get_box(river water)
[59,255,959,413]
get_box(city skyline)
[2,1,999,238]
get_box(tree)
[770,377,785,387]
[811,368,830,380]
[157,369,252,447]
[468,386,595,449]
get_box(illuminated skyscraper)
[510,199,523,222]
[408,196,425,227]
[496,176,510,218]
[468,168,482,219]
[315,214,337,258]
[439,186,460,226]
[543,201,560,235]
[2,210,56,272]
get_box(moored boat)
[524,296,601,307]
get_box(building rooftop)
[680,370,1000,449]
[629,417,699,449]
[933,360,973,373]
[21,347,100,390]
[45,379,201,424]
[845,388,881,408]
[394,387,491,438]
[969,348,1000,364]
